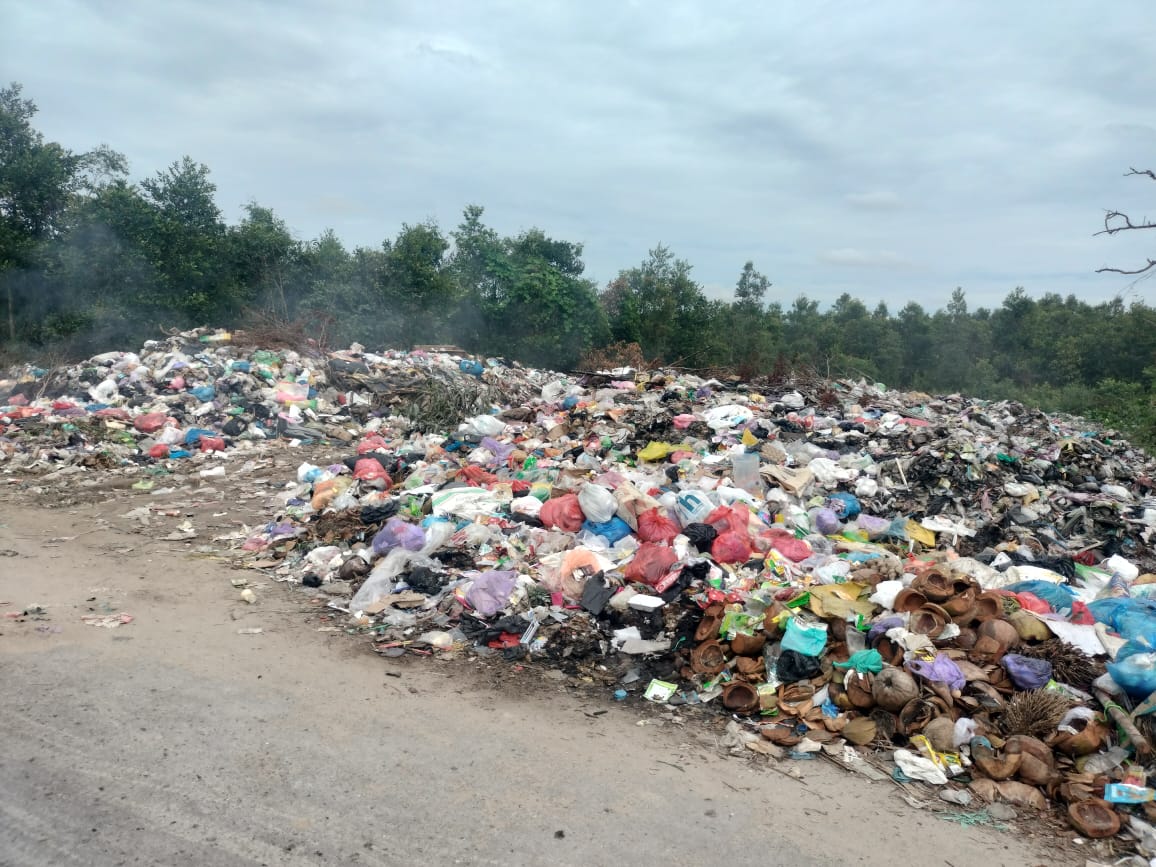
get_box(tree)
[735,260,770,307]
[1096,168,1156,276]
[0,82,125,343]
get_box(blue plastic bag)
[781,618,828,657]
[582,517,632,545]
[1003,580,1076,612]
[1109,648,1156,698]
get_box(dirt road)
[0,491,1068,867]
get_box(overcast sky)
[3,1,1155,311]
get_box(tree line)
[2,82,1154,443]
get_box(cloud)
[1,0,1153,313]
[818,248,912,269]
[846,191,902,210]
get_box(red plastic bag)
[198,435,225,452]
[763,529,812,562]
[148,444,170,459]
[1015,592,1051,614]
[134,412,168,433]
[353,458,392,487]
[705,503,750,535]
[623,543,678,586]
[539,494,584,533]
[357,435,390,455]
[637,507,679,544]
[712,530,753,564]
[460,465,499,486]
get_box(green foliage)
[3,81,1156,450]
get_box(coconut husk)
[1015,639,1104,691]
[843,716,877,745]
[1001,689,1070,738]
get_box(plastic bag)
[581,516,632,545]
[777,649,823,681]
[353,458,392,486]
[623,543,678,586]
[683,522,718,553]
[675,490,714,526]
[465,570,517,616]
[1109,649,1156,697]
[705,503,749,535]
[638,441,677,462]
[781,618,828,657]
[540,494,584,533]
[372,518,426,555]
[311,476,351,511]
[578,484,617,524]
[613,481,661,530]
[907,652,966,691]
[134,412,168,433]
[1000,653,1053,690]
[711,531,753,564]
[350,548,436,610]
[549,548,603,599]
[637,508,679,544]
[764,529,812,562]
[1004,580,1074,611]
[833,649,884,673]
[461,415,506,437]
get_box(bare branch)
[1095,210,1156,236]
[1096,259,1156,275]
[1127,167,1156,182]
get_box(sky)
[3,0,1155,311]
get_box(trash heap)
[237,356,1156,846]
[9,333,1156,847]
[0,328,544,474]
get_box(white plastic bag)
[578,484,617,524]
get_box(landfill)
[8,327,1156,854]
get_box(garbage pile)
[0,328,544,476]
[249,359,1156,848]
[9,332,1156,848]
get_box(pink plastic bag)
[637,508,679,544]
[540,494,584,533]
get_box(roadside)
[0,494,1069,867]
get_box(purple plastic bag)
[480,436,515,464]
[372,518,426,555]
[907,652,966,691]
[1001,653,1053,690]
[868,615,904,644]
[466,570,517,617]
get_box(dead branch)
[1096,259,1156,275]
[1127,167,1156,182]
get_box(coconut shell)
[843,716,877,745]
[1008,609,1051,642]
[1006,735,1058,786]
[1068,799,1121,838]
[730,631,766,656]
[969,777,1000,802]
[924,717,957,753]
[996,780,1048,811]
[873,666,920,712]
[846,673,876,710]
[973,743,1022,781]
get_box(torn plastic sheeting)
[465,570,518,617]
